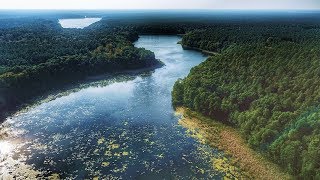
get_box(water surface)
[0,35,232,179]
[59,18,101,29]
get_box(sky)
[0,0,319,10]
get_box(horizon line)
[0,8,319,11]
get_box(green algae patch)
[213,157,242,179]
[93,149,99,154]
[0,156,43,179]
[104,150,112,156]
[176,107,291,179]
[112,163,128,173]
[122,151,129,156]
[48,173,60,180]
[97,137,105,145]
[101,162,110,167]
[111,144,120,149]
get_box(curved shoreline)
[0,62,163,123]
[176,107,291,179]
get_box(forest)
[1,11,320,178]
[0,18,160,119]
[172,22,320,178]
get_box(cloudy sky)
[0,0,319,10]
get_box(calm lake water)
[0,36,231,179]
[58,18,102,29]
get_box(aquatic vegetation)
[112,163,128,173]
[156,153,165,159]
[48,173,60,180]
[185,128,206,144]
[110,144,120,149]
[101,162,110,167]
[0,36,224,179]
[0,156,42,179]
[104,150,112,156]
[213,157,241,179]
[93,149,99,154]
[30,142,48,151]
[177,107,291,179]
[173,24,320,177]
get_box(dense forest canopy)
[172,14,320,178]
[1,11,320,178]
[0,15,161,119]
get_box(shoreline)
[176,107,291,180]
[180,44,220,56]
[0,62,164,123]
[86,62,163,81]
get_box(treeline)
[181,23,320,52]
[0,19,160,119]
[173,24,320,178]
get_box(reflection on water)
[0,35,231,179]
[0,141,12,155]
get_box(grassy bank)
[176,107,291,180]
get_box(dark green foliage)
[270,107,320,177]
[172,79,184,107]
[0,20,159,117]
[1,12,320,177]
[182,24,320,52]
[173,25,320,178]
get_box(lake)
[58,18,102,29]
[0,35,231,179]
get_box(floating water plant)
[101,162,110,167]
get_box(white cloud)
[0,0,319,10]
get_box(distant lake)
[58,18,102,29]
